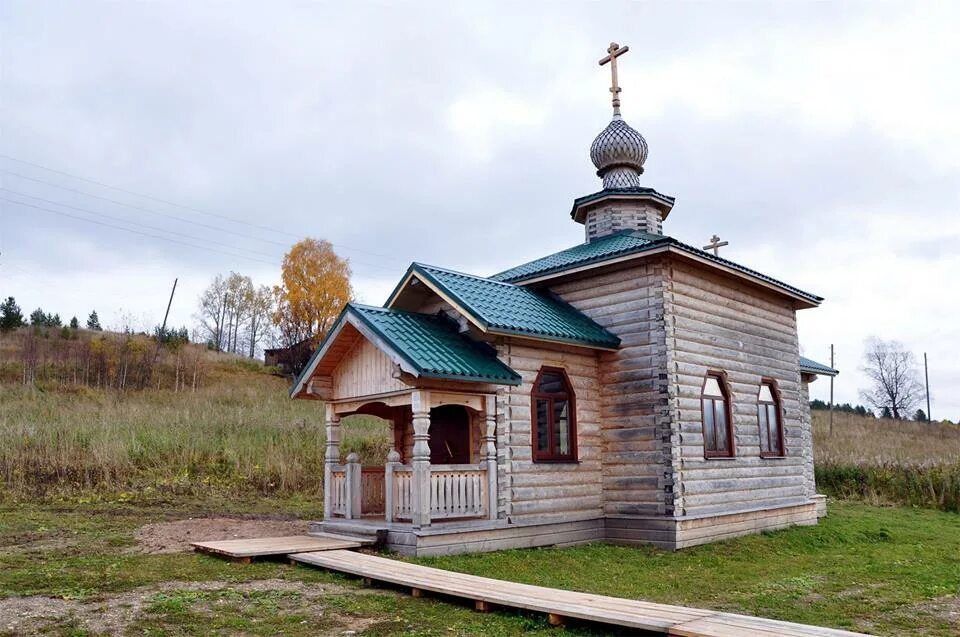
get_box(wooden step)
[192,533,372,562]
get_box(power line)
[0,154,408,264]
[0,152,296,237]
[1,193,397,272]
[0,188,281,260]
[3,169,291,246]
[1,196,280,266]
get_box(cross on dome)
[589,40,648,189]
[599,42,630,118]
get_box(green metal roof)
[570,187,676,220]
[491,230,823,304]
[291,304,521,396]
[799,356,838,377]
[491,231,664,283]
[392,263,621,350]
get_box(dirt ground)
[0,579,386,636]
[134,515,310,553]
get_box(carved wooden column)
[483,394,499,521]
[323,409,341,520]
[411,390,431,528]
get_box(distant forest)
[809,399,873,417]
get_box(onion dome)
[589,117,648,189]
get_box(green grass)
[0,498,589,636]
[417,503,960,636]
[1,498,958,636]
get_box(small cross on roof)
[703,234,729,256]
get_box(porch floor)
[290,549,872,637]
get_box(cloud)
[1,2,958,414]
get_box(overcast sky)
[1,3,957,417]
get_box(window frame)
[700,371,735,459]
[757,378,786,458]
[530,366,578,463]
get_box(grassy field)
[2,337,959,634]
[0,357,390,502]
[1,498,958,636]
[813,411,960,512]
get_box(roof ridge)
[350,302,442,319]
[413,262,522,289]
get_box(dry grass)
[813,410,960,466]
[0,358,390,501]
[813,410,960,512]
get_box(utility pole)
[924,352,931,422]
[152,278,178,367]
[829,344,835,436]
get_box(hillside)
[1,328,956,512]
[0,328,390,502]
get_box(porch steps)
[191,532,374,563]
[309,520,389,545]
[290,549,874,637]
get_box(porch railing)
[429,464,487,519]
[328,464,348,517]
[330,459,491,524]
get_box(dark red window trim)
[758,378,786,458]
[701,371,735,459]
[531,366,578,463]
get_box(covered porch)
[323,389,499,528]
[290,303,522,535]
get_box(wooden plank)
[191,534,369,559]
[289,550,874,637]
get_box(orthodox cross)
[599,42,630,117]
[703,234,729,256]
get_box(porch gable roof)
[290,303,522,398]
[386,263,621,350]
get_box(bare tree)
[195,274,228,350]
[859,337,924,420]
[246,285,274,358]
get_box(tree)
[859,338,924,420]
[914,408,928,422]
[880,406,893,419]
[273,238,352,348]
[246,285,274,358]
[86,310,102,331]
[195,273,274,357]
[69,316,80,329]
[0,297,24,332]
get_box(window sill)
[760,455,787,460]
[703,455,737,460]
[532,458,580,464]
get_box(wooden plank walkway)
[290,549,873,637]
[191,533,371,562]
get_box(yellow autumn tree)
[273,238,353,347]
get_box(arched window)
[758,380,784,457]
[701,372,734,458]
[531,367,577,462]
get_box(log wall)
[498,339,603,523]
[549,260,671,516]
[662,259,808,517]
